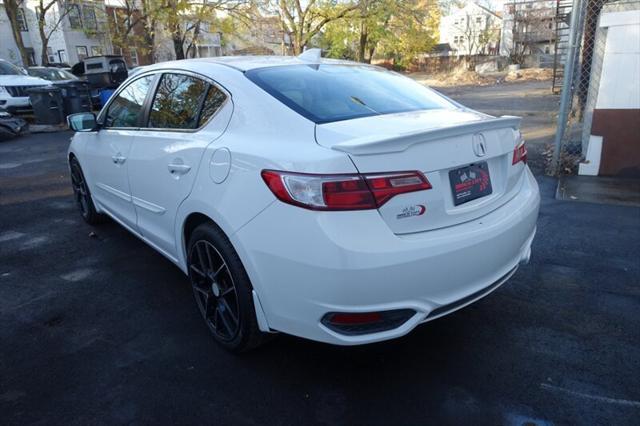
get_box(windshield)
[0,61,24,76]
[28,68,77,81]
[245,64,455,124]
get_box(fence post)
[551,0,583,175]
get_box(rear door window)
[198,84,227,127]
[104,75,154,128]
[148,73,208,130]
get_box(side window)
[198,84,227,126]
[148,73,208,129]
[105,75,154,128]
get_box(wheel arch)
[179,210,273,333]
[179,210,234,272]
[183,212,214,252]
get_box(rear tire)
[187,222,270,353]
[69,157,104,225]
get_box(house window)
[545,45,550,54]
[68,5,82,29]
[91,46,103,56]
[453,36,459,44]
[476,16,482,24]
[82,5,97,30]
[47,47,56,63]
[17,7,28,31]
[58,50,67,63]
[129,48,138,66]
[113,46,123,56]
[26,48,36,66]
[76,46,88,61]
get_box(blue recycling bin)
[99,89,115,107]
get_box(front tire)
[69,157,104,225]
[187,223,269,353]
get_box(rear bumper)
[234,167,540,345]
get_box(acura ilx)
[67,51,540,352]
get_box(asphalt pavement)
[1,104,639,424]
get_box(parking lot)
[1,81,639,425]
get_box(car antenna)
[298,48,322,63]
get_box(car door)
[84,74,156,230]
[127,71,231,258]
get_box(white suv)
[67,54,539,352]
[0,59,51,114]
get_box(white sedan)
[67,52,540,352]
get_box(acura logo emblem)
[472,133,487,157]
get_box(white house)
[439,2,503,56]
[0,0,112,67]
[500,0,558,58]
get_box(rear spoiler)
[331,115,522,155]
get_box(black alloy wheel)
[187,223,270,352]
[189,239,241,342]
[69,158,103,225]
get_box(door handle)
[112,154,126,165]
[168,163,191,175]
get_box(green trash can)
[27,86,64,125]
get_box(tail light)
[512,141,527,165]
[261,170,431,211]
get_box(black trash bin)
[57,81,92,115]
[27,86,64,125]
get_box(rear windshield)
[245,64,455,124]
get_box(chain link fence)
[550,0,639,175]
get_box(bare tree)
[35,0,76,65]
[455,13,478,55]
[3,0,30,65]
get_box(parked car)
[0,59,51,114]
[66,52,540,352]
[0,111,28,141]
[27,66,79,84]
[28,66,94,112]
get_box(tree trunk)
[186,22,200,58]
[172,35,185,60]
[357,22,368,63]
[141,1,156,61]
[367,46,375,64]
[38,14,49,65]
[292,31,303,55]
[3,0,30,66]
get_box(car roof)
[153,56,370,72]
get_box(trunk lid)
[315,109,526,234]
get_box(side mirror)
[67,112,98,132]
